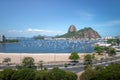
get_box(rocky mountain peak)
[68,25,76,33]
[57,25,101,40]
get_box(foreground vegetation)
[80,63,120,80]
[0,56,78,80]
[0,67,77,80]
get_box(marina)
[0,39,97,53]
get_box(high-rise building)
[0,35,5,42]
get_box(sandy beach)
[0,53,86,64]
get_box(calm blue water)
[0,39,97,53]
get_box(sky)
[0,0,120,37]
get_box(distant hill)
[33,35,44,40]
[56,25,101,40]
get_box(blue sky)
[0,0,120,37]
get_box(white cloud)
[8,30,24,33]
[26,28,64,34]
[27,28,46,32]
[95,20,120,27]
[8,28,65,36]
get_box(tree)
[103,46,109,53]
[107,39,120,46]
[47,67,66,80]
[2,57,11,65]
[80,63,120,80]
[69,52,80,61]
[80,65,96,80]
[0,67,77,80]
[94,46,104,55]
[66,71,77,80]
[107,39,116,45]
[11,68,35,80]
[84,64,92,70]
[34,70,48,80]
[116,39,120,46]
[107,47,116,56]
[22,57,35,68]
[94,65,104,71]
[0,68,16,80]
[84,54,95,65]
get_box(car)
[67,61,79,66]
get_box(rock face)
[57,26,101,40]
[68,25,76,33]
[75,27,101,39]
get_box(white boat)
[95,42,111,47]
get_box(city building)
[0,35,6,42]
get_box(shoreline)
[0,53,87,64]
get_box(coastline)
[0,53,87,64]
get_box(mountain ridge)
[56,25,101,40]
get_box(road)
[39,57,120,73]
[1,57,120,73]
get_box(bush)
[64,63,68,67]
[80,63,120,80]
[16,65,24,70]
[34,70,48,80]
[47,67,66,80]
[11,68,35,80]
[0,67,77,80]
[0,68,16,80]
[66,71,77,80]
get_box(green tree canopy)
[80,63,120,80]
[107,47,116,56]
[47,67,66,80]
[69,52,80,61]
[11,68,35,80]
[0,67,77,80]
[80,65,96,80]
[22,57,35,68]
[84,54,95,65]
[0,68,16,80]
[66,71,77,80]
[94,46,104,55]
[34,70,48,80]
[107,39,120,46]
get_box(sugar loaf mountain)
[56,25,101,40]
